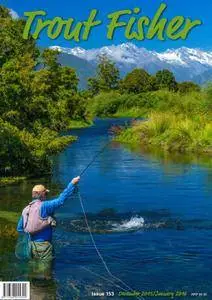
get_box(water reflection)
[121,142,212,174]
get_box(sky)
[1,0,212,51]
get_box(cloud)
[9,9,19,20]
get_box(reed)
[115,112,212,154]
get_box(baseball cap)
[32,184,50,193]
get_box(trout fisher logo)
[23,3,202,42]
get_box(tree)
[88,77,100,95]
[0,54,34,119]
[0,119,31,176]
[0,6,11,18]
[41,49,60,71]
[58,66,78,94]
[155,69,178,91]
[178,81,200,94]
[97,55,120,91]
[120,68,151,94]
[203,82,212,111]
[29,66,79,130]
[149,76,159,91]
[88,55,120,94]
[0,6,39,67]
[0,5,89,178]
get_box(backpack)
[22,200,53,234]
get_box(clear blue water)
[0,118,212,299]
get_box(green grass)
[0,211,20,223]
[88,89,212,154]
[0,177,26,187]
[45,135,77,154]
[113,107,148,118]
[115,112,212,154]
[67,119,93,129]
[0,211,19,239]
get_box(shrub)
[0,119,76,177]
[87,90,208,118]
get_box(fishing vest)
[22,200,53,235]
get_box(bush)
[87,92,123,117]
[0,119,76,177]
[87,90,208,118]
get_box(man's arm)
[17,216,24,232]
[41,177,80,217]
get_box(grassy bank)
[0,211,19,224]
[0,211,19,241]
[68,119,93,129]
[115,113,212,154]
[88,88,212,154]
[113,107,146,118]
[0,177,26,187]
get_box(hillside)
[51,43,212,88]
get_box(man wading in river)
[17,176,80,261]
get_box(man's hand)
[71,176,80,185]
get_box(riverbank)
[113,107,147,118]
[88,88,212,154]
[0,120,93,187]
[0,211,19,244]
[0,177,27,187]
[0,136,75,187]
[68,119,93,129]
[114,112,212,154]
[0,133,77,187]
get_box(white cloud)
[9,9,19,20]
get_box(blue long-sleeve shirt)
[17,182,75,242]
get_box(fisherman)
[16,176,80,261]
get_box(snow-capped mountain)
[50,43,212,87]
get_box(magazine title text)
[23,3,202,42]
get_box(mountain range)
[50,43,212,89]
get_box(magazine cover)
[0,0,212,299]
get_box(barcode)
[0,282,30,299]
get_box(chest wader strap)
[23,203,33,230]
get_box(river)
[0,118,212,299]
